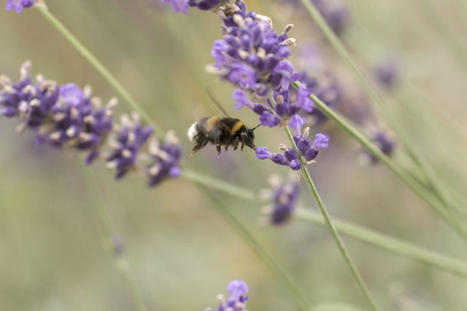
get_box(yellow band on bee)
[231,120,244,135]
[205,116,222,131]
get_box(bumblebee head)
[241,129,256,149]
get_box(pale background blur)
[1,0,467,310]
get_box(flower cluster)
[256,115,329,170]
[1,62,114,164]
[260,175,300,225]
[1,62,182,187]
[5,0,35,13]
[163,0,331,169]
[205,280,249,311]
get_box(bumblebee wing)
[206,88,230,117]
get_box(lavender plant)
[4,1,467,310]
[0,62,182,187]
[162,1,381,309]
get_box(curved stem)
[284,126,382,311]
[181,169,261,202]
[81,168,148,311]
[181,169,467,278]
[37,8,164,138]
[197,185,313,311]
[295,209,467,278]
[298,0,459,228]
[304,91,467,240]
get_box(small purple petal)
[288,114,305,135]
[313,133,330,149]
[255,146,272,160]
[232,89,254,110]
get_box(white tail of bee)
[187,122,198,142]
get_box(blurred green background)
[1,0,467,310]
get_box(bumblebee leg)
[190,136,208,156]
[216,144,221,155]
[232,138,240,151]
[241,143,244,151]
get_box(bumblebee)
[188,116,260,156]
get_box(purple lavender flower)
[279,0,350,36]
[312,0,350,36]
[366,131,396,164]
[106,114,153,179]
[298,71,341,124]
[205,280,249,311]
[146,131,182,187]
[209,5,296,97]
[1,62,182,187]
[1,62,114,164]
[161,0,189,14]
[161,0,225,13]
[259,175,300,225]
[270,180,299,224]
[255,114,329,170]
[5,0,35,13]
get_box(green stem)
[181,169,261,202]
[295,208,467,278]
[181,169,467,278]
[197,185,313,311]
[284,127,381,311]
[293,83,467,240]
[298,0,457,225]
[37,8,164,137]
[81,168,148,311]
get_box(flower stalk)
[297,0,462,227]
[296,86,467,240]
[81,168,148,311]
[284,126,382,311]
[37,8,164,138]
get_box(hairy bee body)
[188,116,256,155]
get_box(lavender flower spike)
[260,175,300,225]
[1,62,115,165]
[255,114,329,170]
[106,113,153,180]
[146,130,182,187]
[205,280,249,311]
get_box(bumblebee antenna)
[252,123,262,131]
[206,88,229,117]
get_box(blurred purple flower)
[205,280,249,311]
[106,114,153,180]
[161,0,189,14]
[146,131,182,187]
[5,0,35,13]
[374,57,400,90]
[271,179,299,225]
[366,131,396,164]
[1,62,182,187]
